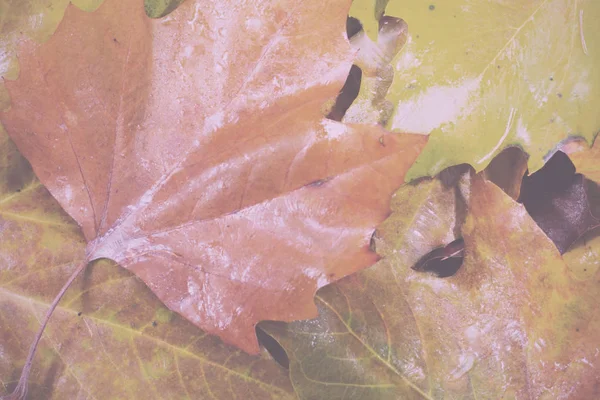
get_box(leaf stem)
[1,258,89,400]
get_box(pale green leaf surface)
[375,0,600,180]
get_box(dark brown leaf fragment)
[519,151,600,254]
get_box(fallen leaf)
[519,151,600,254]
[563,229,600,281]
[0,0,426,353]
[0,0,104,110]
[352,0,600,180]
[566,137,600,184]
[481,146,529,200]
[262,173,600,399]
[0,131,296,399]
[390,147,529,278]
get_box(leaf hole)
[412,238,465,278]
[519,151,600,254]
[256,326,289,369]
[346,16,363,40]
[326,65,362,122]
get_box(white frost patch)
[580,9,588,55]
[182,45,193,58]
[204,111,225,133]
[245,18,262,31]
[505,319,527,347]
[187,2,203,31]
[187,278,200,297]
[304,267,328,287]
[449,353,475,380]
[421,275,451,294]
[515,117,530,145]
[63,184,73,205]
[137,188,155,210]
[315,59,353,90]
[580,357,594,367]
[395,46,422,71]
[390,77,481,134]
[464,325,480,342]
[320,119,348,140]
[528,83,549,107]
[534,337,547,352]
[304,267,319,278]
[571,81,590,99]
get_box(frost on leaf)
[0,0,426,352]
[263,169,600,399]
[350,0,600,180]
[0,131,295,399]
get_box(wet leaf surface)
[351,0,600,180]
[0,130,296,399]
[263,171,600,399]
[0,0,426,352]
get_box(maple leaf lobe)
[1,0,426,353]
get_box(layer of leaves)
[348,0,389,41]
[263,168,600,399]
[0,0,427,352]
[0,131,295,399]
[349,0,600,180]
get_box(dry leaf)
[566,137,600,184]
[0,131,295,399]
[263,172,600,399]
[0,0,426,353]
[349,0,600,180]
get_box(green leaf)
[356,0,600,180]
[348,0,390,41]
[144,0,184,18]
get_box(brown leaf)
[519,151,600,254]
[565,136,600,184]
[0,0,426,353]
[262,173,600,399]
[0,130,295,399]
[482,146,529,200]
